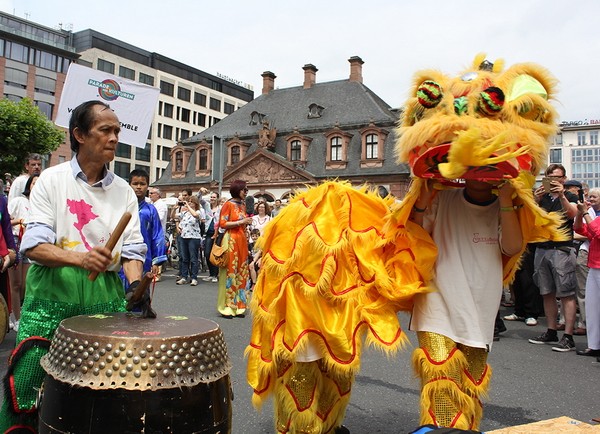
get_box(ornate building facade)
[155,57,411,200]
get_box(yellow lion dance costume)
[246,54,565,433]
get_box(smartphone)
[578,189,585,202]
[542,177,552,193]
[178,201,185,206]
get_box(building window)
[249,111,265,126]
[578,131,587,146]
[197,113,206,127]
[163,125,173,140]
[4,94,22,103]
[35,51,57,71]
[139,72,154,86]
[211,81,223,92]
[119,65,135,80]
[231,146,240,165]
[163,103,174,118]
[116,142,131,158]
[290,140,301,161]
[554,133,563,145]
[365,134,378,159]
[330,137,342,161]
[175,151,183,171]
[35,75,56,95]
[178,87,191,102]
[199,149,208,170]
[209,97,221,112]
[114,161,130,179]
[4,67,27,88]
[135,143,151,162]
[308,103,324,119]
[35,101,54,119]
[180,129,190,140]
[180,108,191,123]
[97,59,115,74]
[549,148,562,164]
[194,92,206,106]
[7,42,28,63]
[224,102,235,115]
[162,146,171,161]
[591,130,599,146]
[160,80,174,96]
[211,117,221,126]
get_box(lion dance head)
[396,53,558,183]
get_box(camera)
[178,201,185,206]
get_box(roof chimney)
[261,71,276,95]
[303,64,318,89]
[348,56,364,83]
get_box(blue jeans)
[180,237,200,280]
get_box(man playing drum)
[0,100,147,432]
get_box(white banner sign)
[56,63,159,148]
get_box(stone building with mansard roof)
[154,56,411,201]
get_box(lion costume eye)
[478,86,505,116]
[417,80,443,109]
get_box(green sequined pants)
[0,265,126,432]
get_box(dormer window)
[199,149,208,170]
[359,125,387,168]
[324,129,351,169]
[250,111,266,126]
[231,145,240,165]
[365,134,378,159]
[308,103,324,119]
[285,132,312,164]
[290,140,302,161]
[175,151,183,171]
[330,137,343,161]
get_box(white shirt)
[152,198,168,233]
[7,174,28,202]
[410,188,503,349]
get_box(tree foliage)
[0,98,65,176]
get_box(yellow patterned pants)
[274,359,353,434]
[413,331,491,430]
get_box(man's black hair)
[68,100,111,153]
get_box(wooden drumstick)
[88,212,132,281]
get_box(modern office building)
[0,10,78,167]
[549,120,600,187]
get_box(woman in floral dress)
[217,180,252,318]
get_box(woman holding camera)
[176,196,205,286]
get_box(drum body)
[38,313,232,433]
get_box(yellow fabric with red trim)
[246,181,437,407]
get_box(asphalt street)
[1,268,599,433]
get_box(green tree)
[0,98,64,176]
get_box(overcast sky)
[2,0,598,122]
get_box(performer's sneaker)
[334,426,350,434]
[528,330,558,345]
[551,336,575,352]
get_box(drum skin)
[38,313,233,433]
[38,373,232,433]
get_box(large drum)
[39,313,232,433]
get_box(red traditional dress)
[217,199,249,317]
